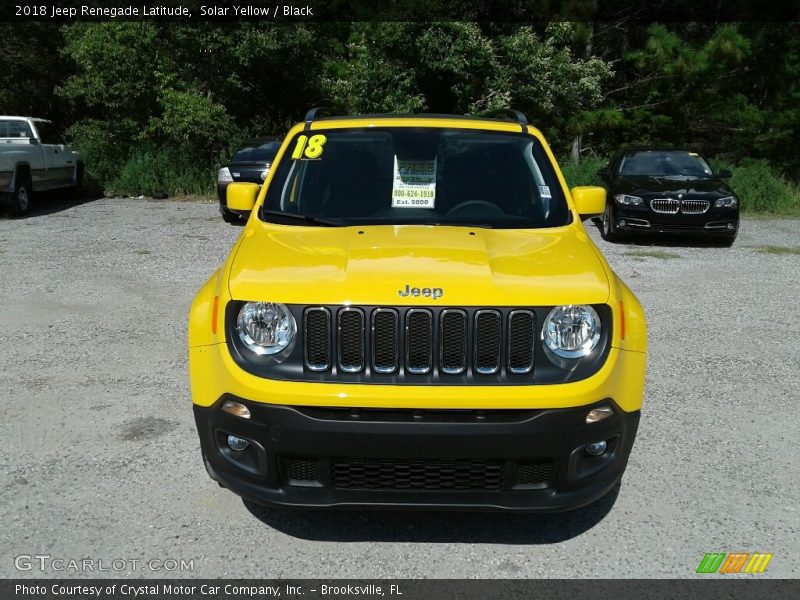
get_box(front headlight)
[236,302,296,355]
[542,305,601,359]
[714,196,737,208]
[218,167,233,184]
[614,194,643,206]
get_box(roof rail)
[302,107,530,132]
[487,109,528,132]
[303,106,337,131]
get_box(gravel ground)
[1,196,798,579]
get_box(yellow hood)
[228,223,610,306]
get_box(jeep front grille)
[337,308,365,372]
[474,310,502,374]
[303,306,537,380]
[440,309,467,374]
[304,307,331,371]
[371,308,399,373]
[507,310,535,374]
[406,309,434,374]
[228,302,611,385]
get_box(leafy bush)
[559,156,607,188]
[68,119,140,186]
[712,159,800,215]
[112,147,215,197]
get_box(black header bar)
[3,579,799,600]
[3,0,800,22]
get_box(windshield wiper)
[415,221,494,228]
[261,210,343,227]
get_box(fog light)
[222,400,251,419]
[586,405,614,424]
[618,219,626,228]
[227,435,249,452]
[585,440,607,456]
[726,223,735,230]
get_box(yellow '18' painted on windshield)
[291,134,327,159]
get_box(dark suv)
[598,148,739,246]
[218,138,281,224]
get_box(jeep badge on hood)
[398,284,443,300]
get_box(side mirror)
[28,137,39,145]
[571,186,606,220]
[597,167,611,181]
[226,182,260,215]
[718,169,732,179]
[63,134,74,145]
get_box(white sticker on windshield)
[538,185,551,199]
[391,157,437,209]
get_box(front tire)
[9,174,32,217]
[221,209,244,225]
[600,202,622,242]
[69,163,86,199]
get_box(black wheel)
[600,201,622,242]
[9,173,33,217]
[221,209,244,225]
[69,163,85,199]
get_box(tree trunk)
[571,133,582,164]
[571,24,594,166]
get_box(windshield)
[232,141,281,163]
[619,150,713,178]
[261,127,570,228]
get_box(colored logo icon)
[696,552,773,574]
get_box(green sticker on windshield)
[391,157,437,209]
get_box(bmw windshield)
[261,127,571,229]
[619,150,714,178]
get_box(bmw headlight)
[542,305,601,359]
[714,196,737,208]
[614,194,643,206]
[236,302,296,355]
[218,167,233,184]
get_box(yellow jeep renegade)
[189,110,647,511]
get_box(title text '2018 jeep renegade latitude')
[189,111,647,511]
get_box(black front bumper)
[194,396,640,512]
[613,204,738,236]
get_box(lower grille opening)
[283,457,322,486]
[513,461,554,488]
[282,455,556,491]
[332,458,503,491]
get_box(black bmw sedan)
[217,137,281,224]
[597,148,739,246]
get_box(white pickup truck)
[1,116,85,216]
